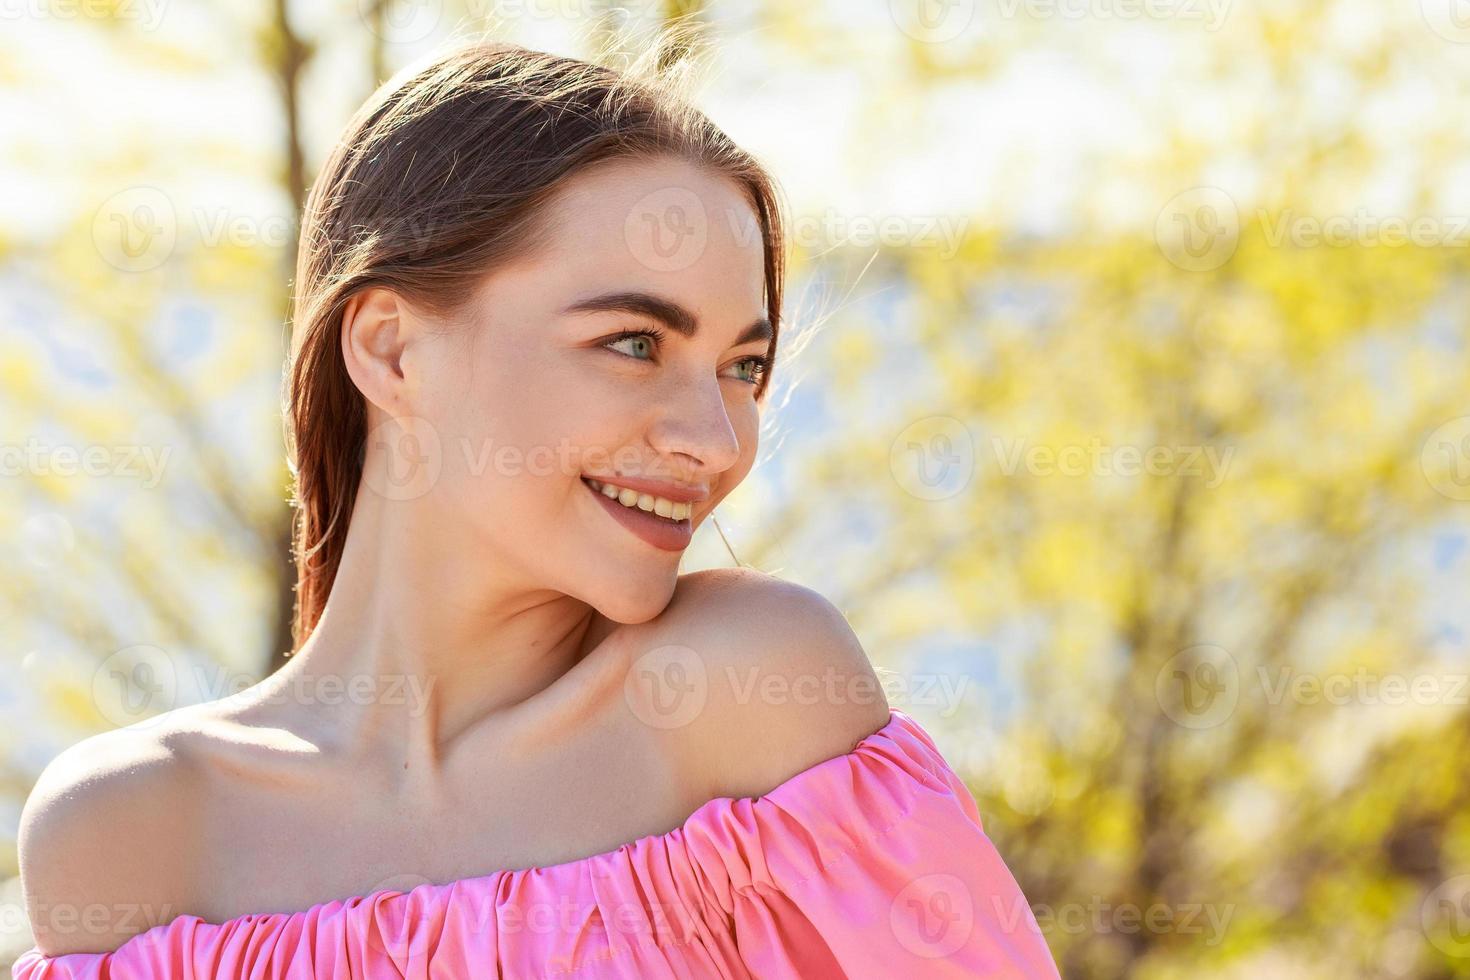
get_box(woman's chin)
[595,581,677,627]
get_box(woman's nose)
[645,379,742,477]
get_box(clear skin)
[20,154,888,955]
[271,154,771,790]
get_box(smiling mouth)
[581,477,693,523]
[580,476,695,553]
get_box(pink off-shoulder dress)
[12,708,1059,979]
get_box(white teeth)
[586,479,692,521]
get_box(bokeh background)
[4,0,1470,976]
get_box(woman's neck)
[260,483,617,789]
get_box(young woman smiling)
[14,37,1059,979]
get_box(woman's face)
[401,155,771,624]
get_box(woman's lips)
[581,477,694,552]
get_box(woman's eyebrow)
[560,290,772,346]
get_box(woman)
[14,37,1059,979]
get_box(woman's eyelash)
[739,355,771,385]
[602,326,667,352]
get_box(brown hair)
[282,35,787,655]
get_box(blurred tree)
[4,1,1470,978]
[729,2,1470,977]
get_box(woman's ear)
[341,287,416,415]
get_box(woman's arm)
[18,726,200,957]
[633,566,894,806]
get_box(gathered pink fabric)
[12,708,1058,979]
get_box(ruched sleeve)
[680,707,1060,978]
[11,708,1058,979]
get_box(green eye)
[603,329,662,361]
[729,356,770,386]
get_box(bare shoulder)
[18,717,207,957]
[620,567,892,803]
